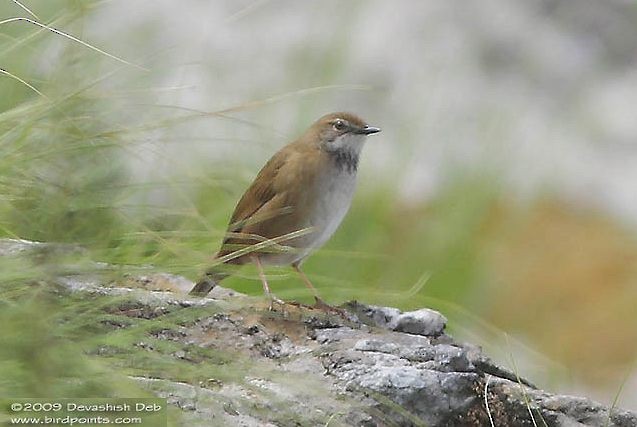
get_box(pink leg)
[253,256,284,309]
[292,263,320,297]
[289,264,349,318]
[292,263,340,312]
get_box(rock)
[393,308,448,336]
[0,238,47,256]
[354,339,400,354]
[3,238,636,427]
[346,300,448,336]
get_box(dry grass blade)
[226,0,271,23]
[9,0,39,19]
[215,228,314,265]
[0,67,45,97]
[0,224,19,238]
[335,272,430,304]
[0,17,148,70]
[212,84,372,115]
[504,334,548,427]
[323,411,340,427]
[604,367,632,427]
[135,84,373,137]
[401,272,431,299]
[313,248,387,260]
[484,374,495,427]
[103,104,283,139]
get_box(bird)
[189,112,381,308]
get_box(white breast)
[294,167,357,263]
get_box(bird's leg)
[292,263,320,298]
[292,263,346,315]
[253,255,284,310]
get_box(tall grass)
[1,0,634,414]
[0,2,495,415]
[0,1,497,307]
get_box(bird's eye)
[333,120,346,131]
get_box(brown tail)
[189,267,229,297]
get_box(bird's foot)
[267,293,286,312]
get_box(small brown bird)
[189,112,381,307]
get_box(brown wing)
[216,142,318,264]
[227,149,287,228]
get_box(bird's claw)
[313,297,349,318]
[267,294,286,311]
[264,295,349,320]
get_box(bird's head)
[311,112,381,155]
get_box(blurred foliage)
[0,0,636,413]
[1,95,128,243]
[0,281,139,397]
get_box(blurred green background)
[1,0,636,413]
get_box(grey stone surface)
[114,280,637,426]
[4,239,636,426]
[346,301,448,337]
[0,238,47,255]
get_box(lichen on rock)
[2,239,636,426]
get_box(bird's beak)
[357,125,381,135]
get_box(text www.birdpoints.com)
[3,398,167,426]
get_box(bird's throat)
[322,132,365,174]
[328,148,359,174]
